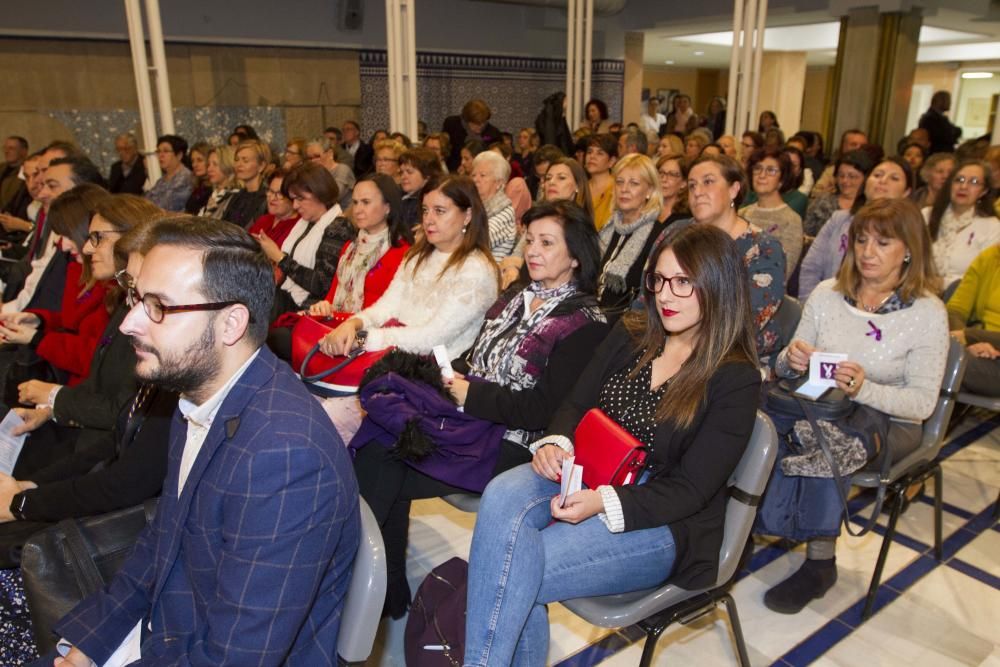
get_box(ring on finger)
[848,377,856,389]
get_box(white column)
[403,0,418,140]
[565,0,577,128]
[582,0,594,114]
[143,0,175,135]
[748,0,768,135]
[385,0,400,132]
[386,0,418,139]
[725,0,744,136]
[123,0,161,183]
[735,0,757,139]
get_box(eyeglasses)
[658,170,683,180]
[953,175,984,187]
[376,157,399,164]
[752,165,781,176]
[266,188,286,199]
[127,286,239,324]
[86,230,123,248]
[644,271,695,298]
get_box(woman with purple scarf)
[351,200,608,619]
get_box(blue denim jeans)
[464,463,676,666]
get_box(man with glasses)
[48,218,360,667]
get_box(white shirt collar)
[178,349,261,429]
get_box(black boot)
[764,558,837,614]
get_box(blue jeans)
[464,463,676,666]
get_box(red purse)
[573,408,649,488]
[290,314,392,396]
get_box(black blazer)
[545,323,761,589]
[442,115,503,172]
[108,159,147,195]
[20,386,176,521]
[346,141,374,178]
[51,303,138,474]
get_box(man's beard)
[132,325,221,399]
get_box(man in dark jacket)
[919,91,962,154]
[107,133,147,195]
[443,98,503,172]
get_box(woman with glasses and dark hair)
[462,223,761,665]
[923,159,1000,285]
[247,169,300,247]
[353,200,608,618]
[802,150,873,238]
[6,194,165,479]
[0,185,111,386]
[740,148,804,277]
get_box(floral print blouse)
[735,223,786,368]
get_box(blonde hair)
[612,153,662,218]
[374,139,405,158]
[209,145,237,189]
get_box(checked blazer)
[54,346,361,666]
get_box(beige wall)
[801,66,832,134]
[623,32,646,126]
[758,51,807,136]
[642,66,727,117]
[0,38,360,153]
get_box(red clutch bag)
[573,408,649,488]
[290,314,392,396]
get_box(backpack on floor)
[404,557,468,667]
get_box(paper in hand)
[794,352,848,400]
[0,410,27,476]
[558,456,583,508]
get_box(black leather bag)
[766,377,853,421]
[3,345,61,408]
[20,499,158,654]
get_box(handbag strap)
[57,518,106,596]
[797,398,891,538]
[299,345,364,382]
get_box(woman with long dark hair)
[463,223,761,665]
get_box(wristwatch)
[354,329,368,351]
[9,492,28,521]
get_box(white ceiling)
[644,6,1000,67]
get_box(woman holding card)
[758,197,949,614]
[463,223,761,666]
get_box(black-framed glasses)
[127,286,239,324]
[953,175,983,187]
[751,165,781,176]
[87,230,123,248]
[644,271,695,298]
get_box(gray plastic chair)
[850,337,967,620]
[442,492,481,513]
[561,411,778,667]
[337,498,387,665]
[955,391,1000,520]
[773,294,803,350]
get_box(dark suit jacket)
[55,346,361,665]
[919,108,962,154]
[345,141,374,178]
[108,159,147,195]
[545,323,760,589]
[442,115,503,172]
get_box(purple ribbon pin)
[968,231,975,246]
[866,320,882,342]
[839,234,848,254]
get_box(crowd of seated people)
[0,84,996,665]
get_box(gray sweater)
[775,280,949,421]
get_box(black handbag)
[766,377,852,421]
[3,345,62,408]
[20,499,158,654]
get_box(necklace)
[860,291,894,313]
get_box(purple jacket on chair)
[350,372,507,493]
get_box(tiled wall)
[360,50,624,139]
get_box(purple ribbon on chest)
[839,234,848,255]
[866,320,882,342]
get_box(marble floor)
[368,411,1000,666]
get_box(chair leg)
[862,486,905,621]
[719,593,752,667]
[992,488,1000,521]
[932,465,943,561]
[638,623,666,667]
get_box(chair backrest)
[774,295,803,349]
[888,337,967,476]
[337,498,387,663]
[715,411,779,586]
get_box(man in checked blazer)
[47,218,360,666]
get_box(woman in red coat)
[0,185,112,385]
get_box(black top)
[598,215,681,321]
[442,115,504,172]
[222,189,267,229]
[460,320,609,432]
[108,159,147,195]
[919,107,962,154]
[599,357,668,449]
[545,323,761,589]
[184,183,212,214]
[21,386,177,521]
[346,141,375,179]
[276,216,357,308]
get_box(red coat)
[323,241,411,309]
[248,213,301,247]
[27,261,111,385]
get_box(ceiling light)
[664,60,674,64]
[961,71,994,79]
[693,50,705,56]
